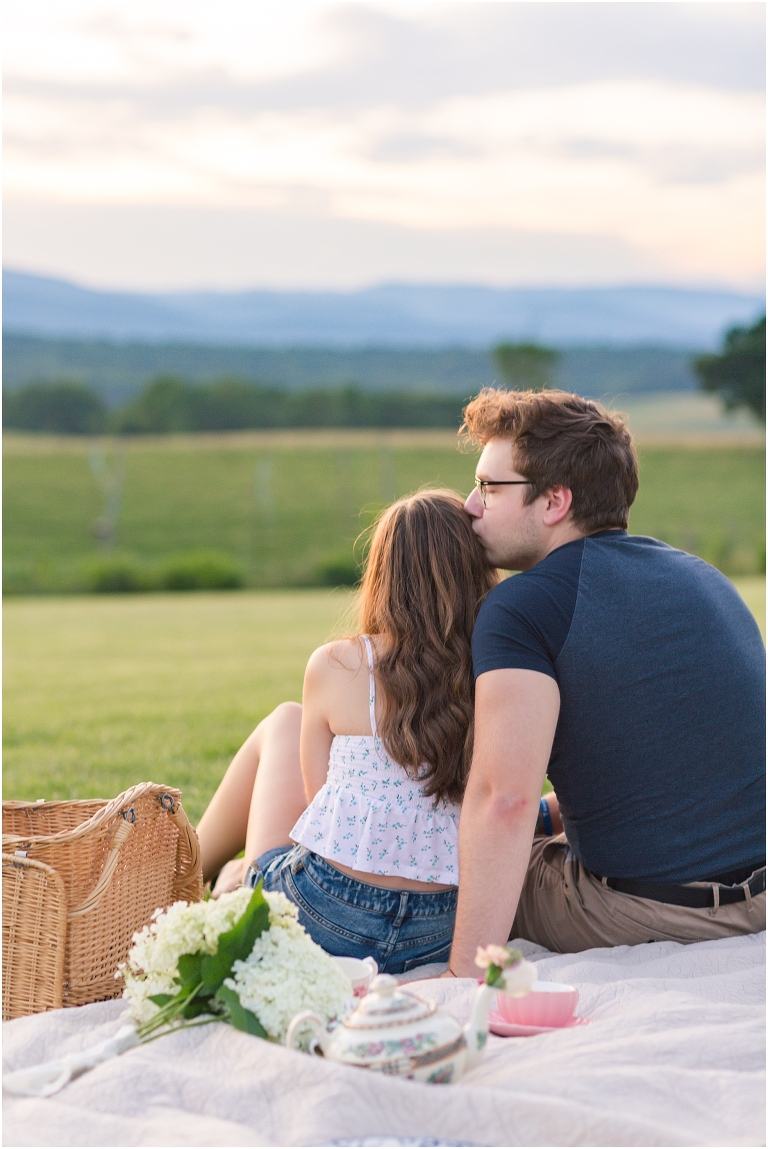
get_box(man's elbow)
[476,788,537,829]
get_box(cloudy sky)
[3,1,765,291]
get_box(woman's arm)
[300,645,337,802]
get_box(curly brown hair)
[462,388,639,532]
[358,489,497,804]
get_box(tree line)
[3,323,764,434]
[2,376,469,434]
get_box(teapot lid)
[343,974,436,1030]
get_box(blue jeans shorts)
[244,844,457,975]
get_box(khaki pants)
[512,833,766,953]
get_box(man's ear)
[542,486,573,526]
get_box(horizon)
[4,267,765,302]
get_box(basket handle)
[67,819,134,920]
[164,801,202,900]
[3,782,181,848]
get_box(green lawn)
[4,422,765,818]
[629,447,765,574]
[3,580,764,822]
[2,590,352,820]
[4,431,765,592]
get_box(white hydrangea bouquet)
[3,882,353,1098]
[121,882,353,1044]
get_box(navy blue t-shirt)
[472,531,766,882]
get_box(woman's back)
[198,488,497,971]
[292,635,460,889]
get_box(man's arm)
[448,668,560,977]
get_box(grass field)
[4,580,764,822]
[3,424,765,592]
[3,590,352,819]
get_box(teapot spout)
[463,984,495,1070]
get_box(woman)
[197,489,498,973]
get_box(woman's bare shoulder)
[304,637,366,684]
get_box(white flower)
[119,887,253,1024]
[226,904,353,1044]
[119,887,353,1041]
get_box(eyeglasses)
[473,477,532,508]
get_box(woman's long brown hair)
[358,489,497,804]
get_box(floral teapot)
[285,945,537,1084]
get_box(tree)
[112,375,193,433]
[493,343,560,391]
[694,315,765,423]
[3,381,106,433]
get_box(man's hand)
[448,668,560,977]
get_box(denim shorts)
[244,844,457,975]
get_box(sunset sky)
[3,1,765,291]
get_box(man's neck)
[539,521,589,561]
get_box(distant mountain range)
[3,270,763,350]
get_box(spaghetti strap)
[288,629,461,886]
[361,635,378,738]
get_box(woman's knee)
[259,701,302,740]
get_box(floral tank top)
[290,636,460,884]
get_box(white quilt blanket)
[3,933,765,1148]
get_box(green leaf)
[215,985,268,1039]
[176,952,205,990]
[200,881,270,993]
[137,980,204,1040]
[148,993,176,1008]
[485,963,504,987]
[181,994,217,1020]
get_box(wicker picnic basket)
[2,782,203,1021]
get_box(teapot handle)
[285,1010,326,1054]
[362,956,378,978]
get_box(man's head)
[462,388,639,570]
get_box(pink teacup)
[333,956,379,997]
[496,981,579,1028]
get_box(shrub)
[313,552,361,587]
[159,551,245,591]
[87,556,149,593]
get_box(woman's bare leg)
[197,702,306,884]
[242,701,306,866]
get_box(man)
[447,388,765,975]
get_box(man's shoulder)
[482,532,730,619]
[575,532,763,654]
[482,535,587,616]
[583,532,747,601]
[473,539,586,677]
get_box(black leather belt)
[598,864,766,909]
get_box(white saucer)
[488,1009,591,1037]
